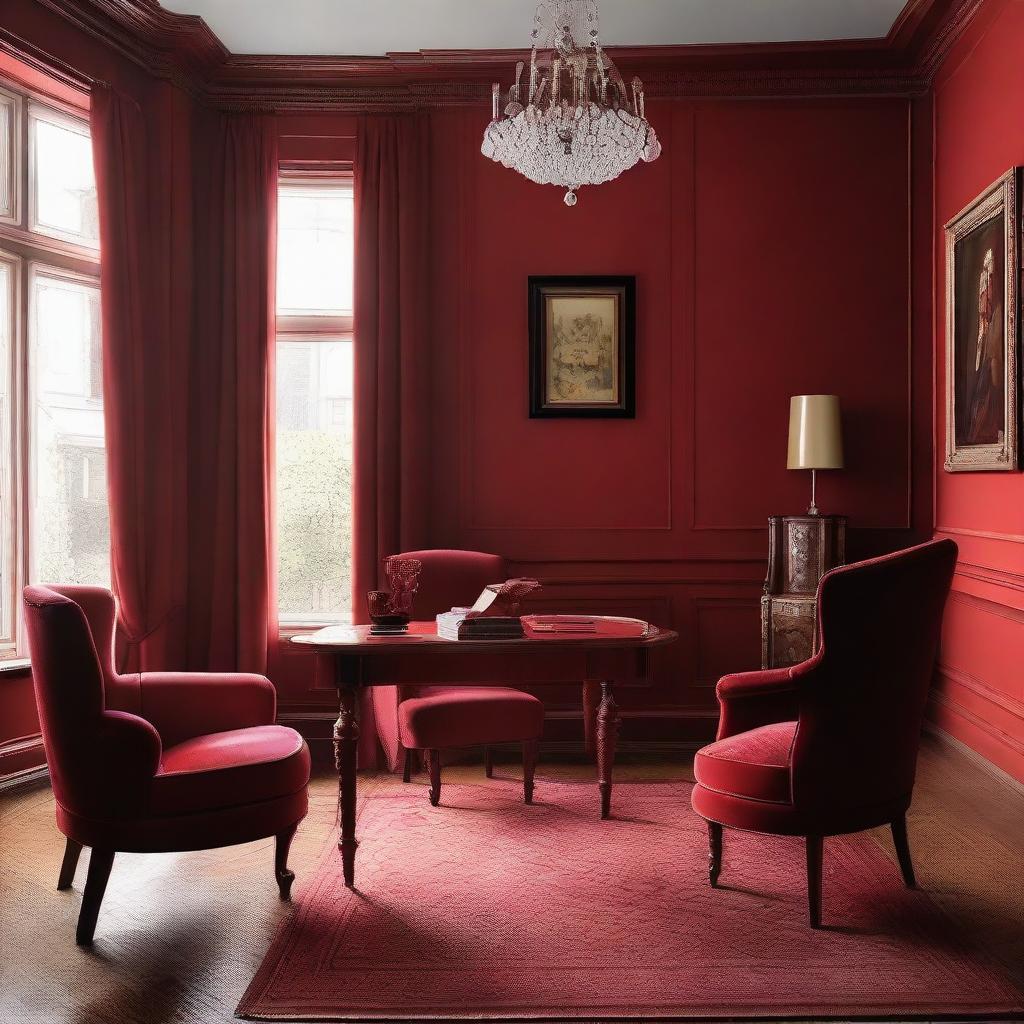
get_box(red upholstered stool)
[372,550,545,807]
[399,685,545,805]
[690,540,958,929]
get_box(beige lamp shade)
[787,395,844,470]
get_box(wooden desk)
[293,621,678,888]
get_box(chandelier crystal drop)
[481,0,661,206]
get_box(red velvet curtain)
[353,115,432,768]
[186,114,278,674]
[92,84,189,671]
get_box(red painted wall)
[931,0,1024,783]
[275,99,934,745]
[428,100,932,740]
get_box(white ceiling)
[158,1,910,57]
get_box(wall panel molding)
[929,688,1024,759]
[936,525,1024,544]
[948,588,1024,624]
[936,662,1024,724]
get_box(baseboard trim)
[0,733,46,787]
[924,720,1024,798]
[0,763,49,794]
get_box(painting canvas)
[529,277,635,418]
[945,169,1019,471]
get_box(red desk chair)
[691,540,957,928]
[23,585,311,945]
[373,550,544,807]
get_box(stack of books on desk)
[458,615,525,639]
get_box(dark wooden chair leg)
[484,746,494,778]
[402,747,414,783]
[522,739,539,804]
[806,835,824,929]
[76,848,115,946]
[707,822,723,887]
[428,749,441,806]
[57,837,83,891]
[275,823,299,900]
[891,814,917,888]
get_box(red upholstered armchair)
[373,550,544,806]
[23,585,311,945]
[691,540,957,928]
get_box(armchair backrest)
[790,539,957,815]
[25,585,159,820]
[24,585,113,815]
[397,549,508,620]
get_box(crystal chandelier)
[481,0,662,207]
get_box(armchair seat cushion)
[151,725,310,817]
[693,721,796,805]
[399,686,544,749]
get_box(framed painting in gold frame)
[528,276,636,418]
[944,168,1019,472]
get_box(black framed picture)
[528,275,636,419]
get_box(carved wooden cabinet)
[761,515,846,669]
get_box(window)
[29,269,107,586]
[29,103,99,247]
[275,177,354,626]
[0,76,105,658]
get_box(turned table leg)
[596,681,620,820]
[333,683,360,888]
[582,681,601,762]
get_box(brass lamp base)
[807,469,821,516]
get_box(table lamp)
[787,394,843,516]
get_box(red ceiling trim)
[25,0,985,112]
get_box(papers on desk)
[523,614,652,638]
[436,608,472,641]
[524,615,598,634]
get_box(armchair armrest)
[715,659,819,740]
[138,672,276,747]
[73,711,162,818]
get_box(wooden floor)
[0,733,1022,1024]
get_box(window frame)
[0,248,22,657]
[275,169,354,633]
[0,78,99,662]
[0,84,23,227]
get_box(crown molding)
[21,0,986,112]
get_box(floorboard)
[0,734,1021,1024]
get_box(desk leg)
[596,681,619,820]
[333,684,360,888]
[582,681,601,762]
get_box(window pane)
[0,260,14,642]
[277,183,353,315]
[31,107,98,247]
[30,271,109,587]
[276,339,353,622]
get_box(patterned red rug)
[238,780,1022,1020]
